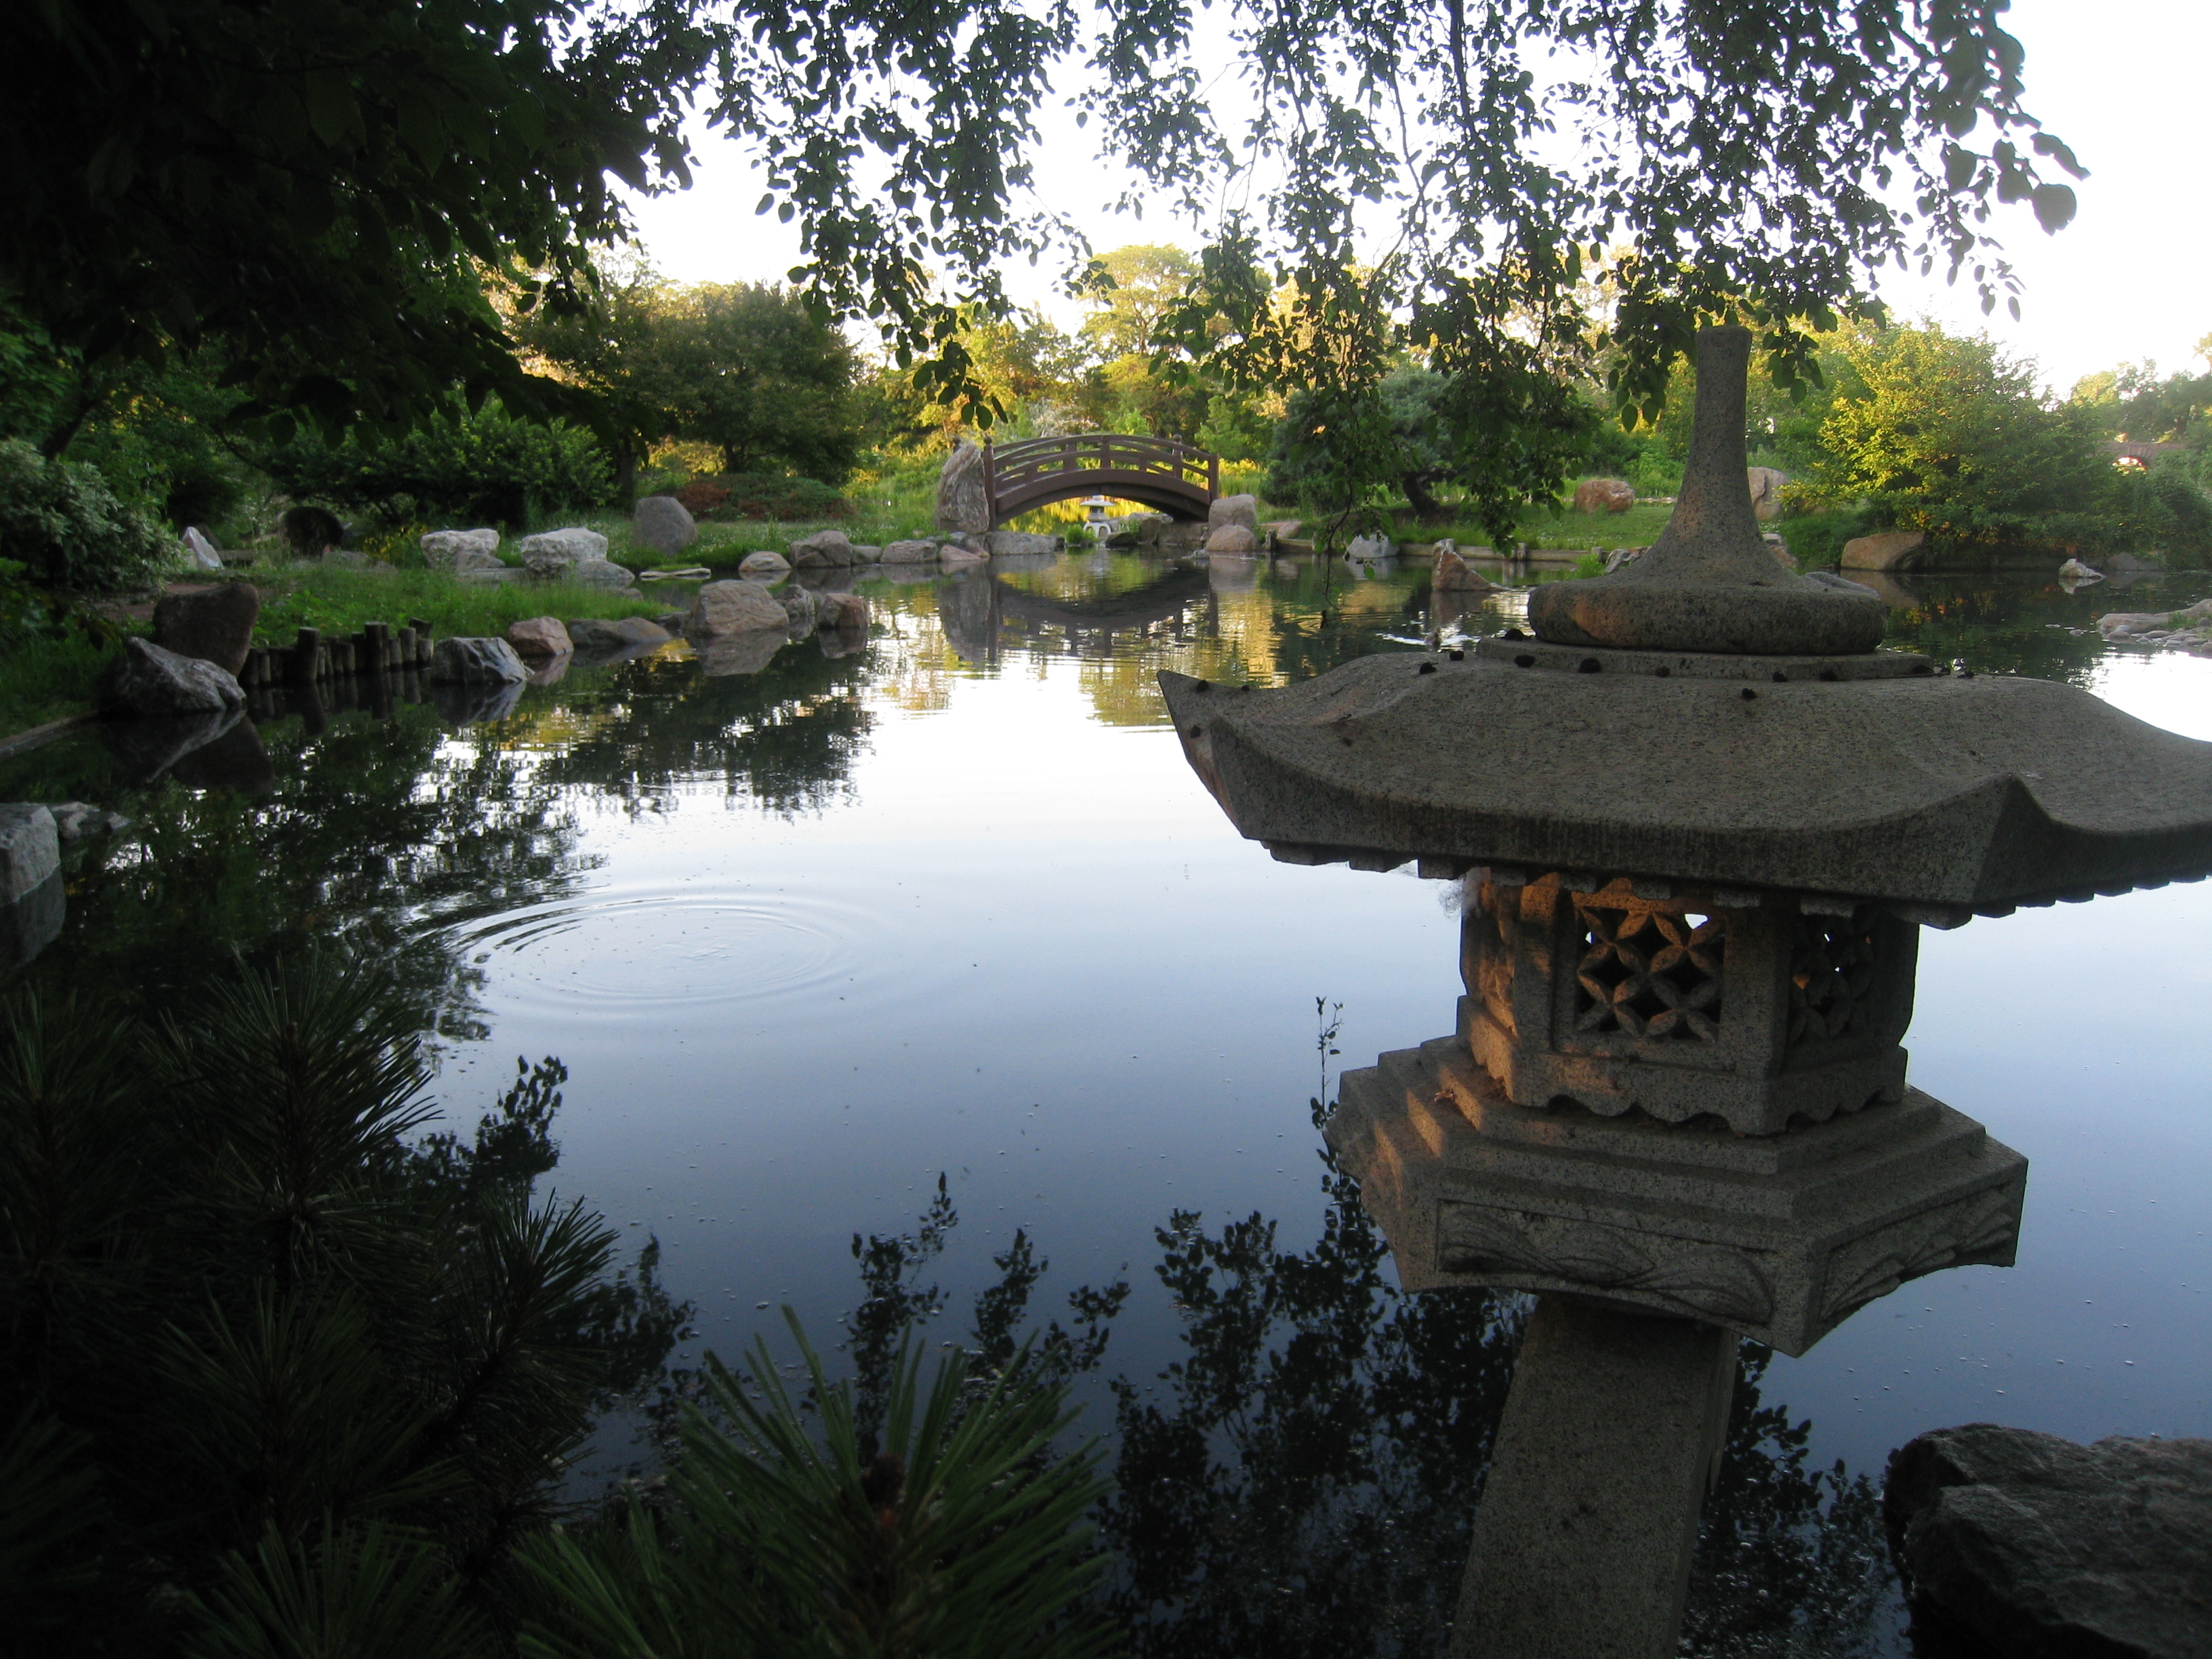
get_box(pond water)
[8,550,2210,1654]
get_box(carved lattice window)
[1788,910,1880,1046]
[1572,903,1725,1042]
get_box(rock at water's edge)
[1886,1423,2212,1659]
[98,638,245,718]
[507,617,573,659]
[563,616,669,652]
[0,805,59,903]
[789,529,855,569]
[428,636,530,685]
[685,580,789,636]
[1208,493,1260,531]
[739,550,792,579]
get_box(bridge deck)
[985,434,1219,525]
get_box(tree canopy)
[516,275,859,483]
[5,0,714,437]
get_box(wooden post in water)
[409,618,433,667]
[289,627,321,684]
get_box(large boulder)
[739,550,792,579]
[938,541,989,567]
[182,527,224,570]
[684,579,789,637]
[0,805,59,905]
[97,637,245,718]
[1747,466,1790,521]
[789,529,855,569]
[775,585,821,632]
[1433,543,1497,593]
[1885,1424,2212,1659]
[880,539,937,563]
[428,636,530,686]
[983,530,1061,556]
[1572,478,1637,514]
[1208,493,1260,532]
[422,529,502,573]
[1206,523,1262,555]
[515,527,609,575]
[506,617,573,659]
[632,495,698,556]
[1841,529,1926,571]
[934,440,991,533]
[815,592,869,632]
[152,582,259,675]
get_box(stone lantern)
[1157,325,2212,1658]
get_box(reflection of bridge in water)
[939,567,1216,665]
[983,434,1218,525]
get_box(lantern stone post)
[1158,325,2212,1658]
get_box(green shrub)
[2147,462,2212,567]
[1776,507,1877,569]
[0,438,173,592]
[1816,326,2129,554]
[262,403,612,530]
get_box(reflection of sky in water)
[11,553,2209,1515]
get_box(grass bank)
[0,630,121,736]
[0,563,675,741]
[247,564,668,644]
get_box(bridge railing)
[983,434,1219,517]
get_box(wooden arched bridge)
[983,434,1219,525]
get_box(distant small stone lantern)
[1082,494,1114,529]
[1159,325,2212,1658]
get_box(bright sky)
[627,0,2211,396]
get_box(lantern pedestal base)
[1453,1294,1734,1659]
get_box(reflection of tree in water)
[518,644,872,814]
[1097,1143,1896,1657]
[837,1124,1896,1658]
[7,703,588,1040]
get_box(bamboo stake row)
[237,618,436,689]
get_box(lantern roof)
[1160,657,2212,912]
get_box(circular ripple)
[430,880,869,1015]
